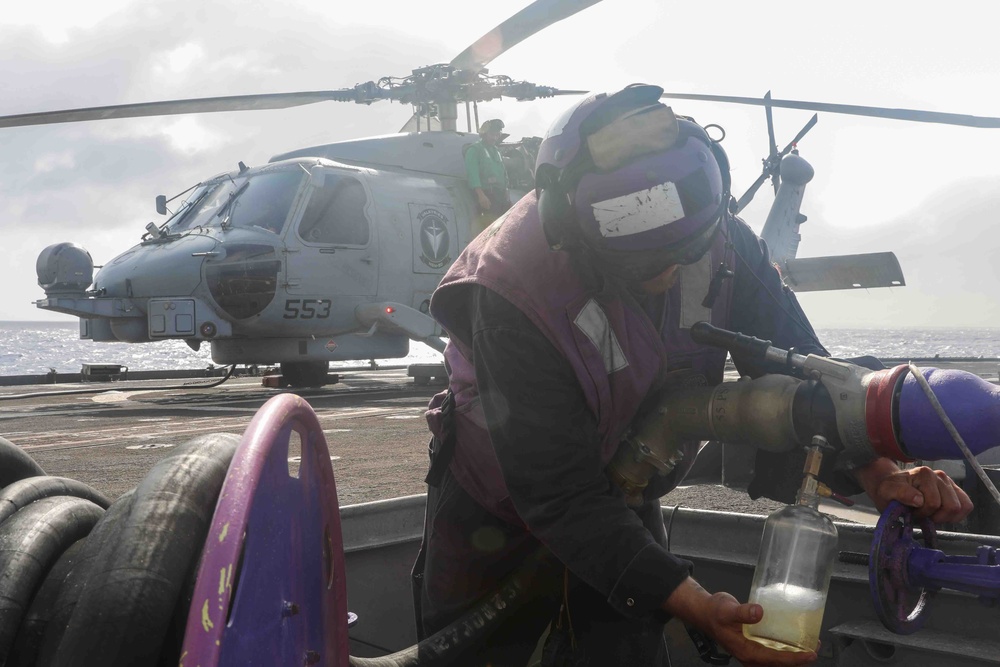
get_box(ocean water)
[815,327,1000,360]
[1,321,998,376]
[0,321,441,376]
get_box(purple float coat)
[898,367,1000,461]
[428,192,735,524]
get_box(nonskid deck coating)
[0,369,442,505]
[2,359,997,516]
[0,368,793,517]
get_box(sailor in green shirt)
[465,118,511,235]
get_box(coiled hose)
[349,549,559,667]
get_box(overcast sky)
[2,0,998,328]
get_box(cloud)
[33,151,75,174]
[2,0,999,330]
[153,43,205,76]
[796,177,1000,327]
[0,0,448,322]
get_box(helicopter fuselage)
[35,132,506,367]
[36,128,901,373]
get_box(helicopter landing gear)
[408,363,447,386]
[280,361,330,388]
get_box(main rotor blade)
[0,90,364,129]
[660,92,1000,129]
[450,0,602,74]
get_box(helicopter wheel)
[280,361,330,388]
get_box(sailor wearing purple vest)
[414,85,971,667]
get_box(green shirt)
[465,140,508,190]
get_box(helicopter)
[6,0,1000,387]
[16,0,597,387]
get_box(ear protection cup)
[535,165,577,253]
[708,139,732,200]
[537,181,576,249]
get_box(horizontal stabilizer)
[782,252,905,292]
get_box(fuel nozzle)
[690,321,810,374]
[692,322,1000,473]
[796,436,855,508]
[796,436,828,507]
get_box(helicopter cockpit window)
[168,181,239,233]
[298,175,370,246]
[224,170,303,234]
[163,184,211,233]
[166,170,304,234]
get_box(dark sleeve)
[726,216,828,378]
[724,218,865,501]
[468,286,692,619]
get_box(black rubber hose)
[47,432,240,667]
[6,539,85,667]
[35,490,136,667]
[0,477,111,526]
[0,365,238,401]
[0,436,45,488]
[0,496,105,664]
[349,549,560,667]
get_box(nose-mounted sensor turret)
[36,242,94,297]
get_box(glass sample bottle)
[743,438,839,653]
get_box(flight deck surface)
[2,359,997,517]
[0,369,439,505]
[0,368,794,518]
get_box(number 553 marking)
[283,299,332,319]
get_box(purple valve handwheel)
[180,394,349,666]
[869,500,937,635]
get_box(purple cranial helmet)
[535,84,728,281]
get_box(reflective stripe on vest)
[574,299,629,374]
[679,253,714,329]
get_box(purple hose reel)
[180,394,350,666]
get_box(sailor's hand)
[665,579,817,666]
[477,190,491,212]
[856,458,973,522]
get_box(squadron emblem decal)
[418,208,451,269]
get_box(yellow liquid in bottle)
[742,583,825,652]
[744,635,811,653]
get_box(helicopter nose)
[96,235,221,299]
[205,243,281,320]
